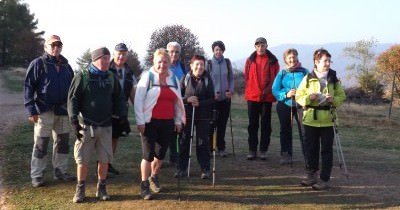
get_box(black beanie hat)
[91,47,110,61]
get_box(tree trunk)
[388,73,396,119]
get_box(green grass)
[2,97,400,209]
[0,68,25,92]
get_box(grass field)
[2,97,400,209]
[1,70,399,209]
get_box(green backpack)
[81,69,115,91]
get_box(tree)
[126,49,143,78]
[75,48,91,73]
[76,47,143,77]
[0,0,44,67]
[144,24,205,69]
[343,38,382,97]
[376,44,400,119]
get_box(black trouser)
[276,102,306,158]
[304,125,334,182]
[178,118,210,172]
[211,100,231,151]
[247,101,272,153]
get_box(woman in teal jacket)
[272,48,309,165]
[295,48,346,190]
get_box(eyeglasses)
[49,42,63,48]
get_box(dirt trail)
[0,76,25,210]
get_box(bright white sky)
[25,0,399,69]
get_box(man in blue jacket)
[24,35,76,188]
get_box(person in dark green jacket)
[295,48,346,190]
[68,47,126,203]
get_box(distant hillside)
[233,42,393,87]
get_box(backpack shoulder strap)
[147,71,154,91]
[225,58,232,88]
[207,60,212,74]
[184,73,191,89]
[107,70,115,90]
[81,69,89,90]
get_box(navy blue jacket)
[24,53,74,116]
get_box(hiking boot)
[54,168,76,181]
[96,181,111,201]
[108,164,120,175]
[140,180,153,200]
[174,169,187,178]
[259,151,267,160]
[72,183,85,203]
[280,152,292,165]
[149,175,161,193]
[201,170,210,179]
[246,151,257,160]
[301,171,318,186]
[218,150,227,158]
[32,177,45,187]
[312,180,330,190]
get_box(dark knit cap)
[255,37,267,45]
[91,47,110,61]
[115,43,128,51]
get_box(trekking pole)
[290,73,295,129]
[187,106,195,177]
[176,134,181,201]
[332,117,349,179]
[326,81,349,179]
[290,72,296,168]
[226,90,236,157]
[212,120,217,187]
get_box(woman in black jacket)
[176,55,215,179]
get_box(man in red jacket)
[244,37,279,160]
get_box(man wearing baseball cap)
[107,43,138,175]
[68,46,126,203]
[244,37,280,161]
[24,34,76,188]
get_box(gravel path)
[0,76,25,210]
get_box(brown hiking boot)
[312,180,330,190]
[280,152,292,165]
[149,175,161,193]
[72,183,85,203]
[246,151,257,160]
[301,171,317,186]
[96,181,111,201]
[140,180,153,200]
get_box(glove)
[72,122,84,140]
[119,116,131,136]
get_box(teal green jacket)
[295,69,346,127]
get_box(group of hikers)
[23,34,346,203]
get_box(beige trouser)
[31,111,71,179]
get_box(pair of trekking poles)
[325,81,349,179]
[177,98,236,199]
[289,75,349,178]
[176,106,212,200]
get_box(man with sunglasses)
[24,35,76,188]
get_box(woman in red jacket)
[244,37,280,160]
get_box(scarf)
[313,68,329,91]
[286,62,302,71]
[214,56,224,64]
[89,63,108,76]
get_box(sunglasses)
[49,42,63,48]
